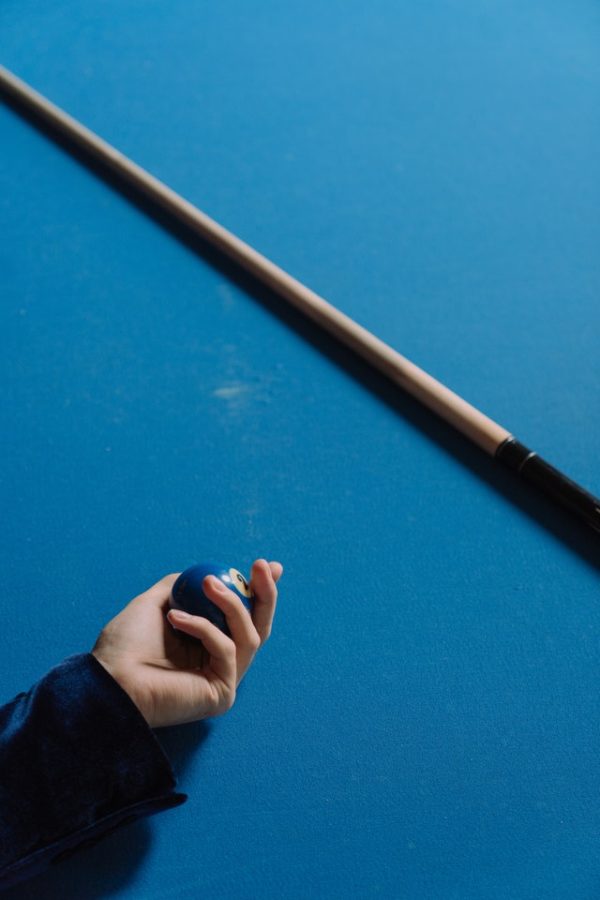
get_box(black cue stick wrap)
[496,438,600,533]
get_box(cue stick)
[1,64,598,534]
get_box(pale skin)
[92,559,283,729]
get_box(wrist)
[91,651,152,727]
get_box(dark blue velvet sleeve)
[0,653,187,890]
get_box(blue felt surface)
[1,2,599,898]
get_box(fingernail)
[169,609,190,622]
[209,576,227,592]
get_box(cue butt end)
[496,438,600,533]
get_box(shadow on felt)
[1,88,598,573]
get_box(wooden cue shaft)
[0,63,508,455]
[1,64,599,532]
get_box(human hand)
[92,559,283,728]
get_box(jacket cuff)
[0,653,186,887]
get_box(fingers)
[250,559,280,642]
[167,609,236,693]
[269,561,284,583]
[148,561,282,651]
[202,576,261,654]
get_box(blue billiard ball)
[169,562,253,636]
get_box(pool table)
[1,2,599,898]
